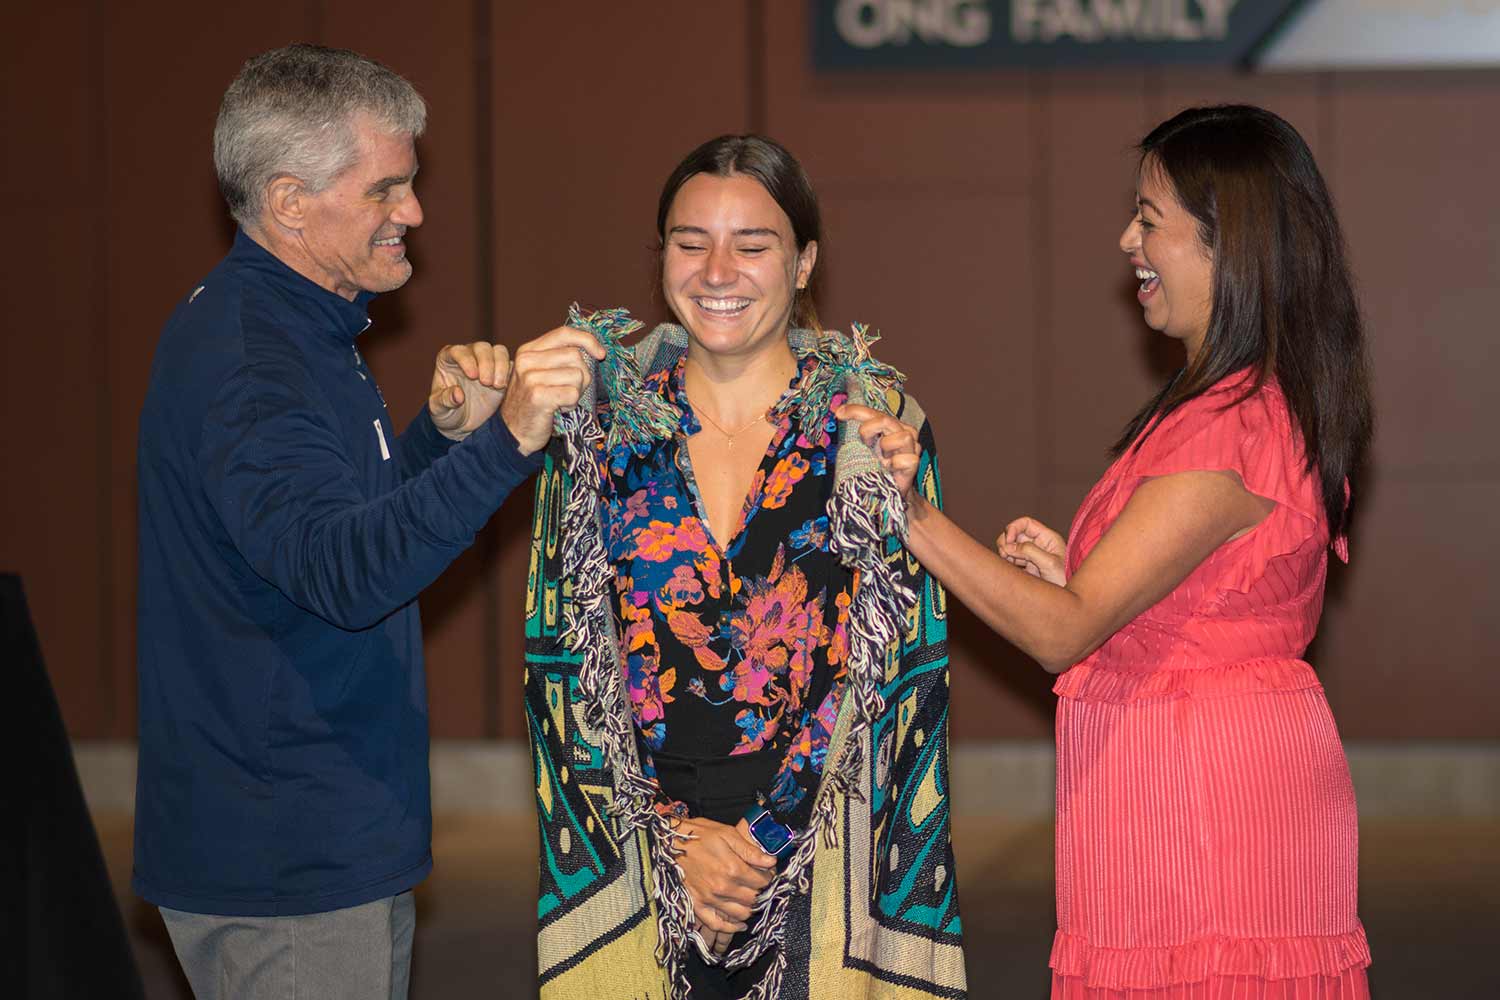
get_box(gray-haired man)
[134,44,601,998]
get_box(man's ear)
[265,175,310,232]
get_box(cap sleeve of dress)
[1123,383,1339,591]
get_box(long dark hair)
[1114,105,1372,539]
[655,134,822,331]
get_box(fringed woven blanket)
[524,307,966,999]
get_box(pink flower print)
[814,686,842,734]
[628,646,673,724]
[786,622,827,691]
[729,559,816,683]
[728,655,776,706]
[658,564,704,608]
[663,495,678,510]
[623,489,650,525]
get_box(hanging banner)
[811,0,1309,69]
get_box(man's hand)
[429,342,511,442]
[675,816,776,941]
[499,327,608,455]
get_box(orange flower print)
[673,517,710,555]
[785,728,814,772]
[746,469,766,509]
[633,520,677,562]
[762,454,810,509]
[694,644,727,673]
[697,547,724,599]
[828,589,852,667]
[666,608,713,648]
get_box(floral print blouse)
[599,352,855,824]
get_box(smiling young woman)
[524,135,966,1000]
[844,105,1374,1000]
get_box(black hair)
[1115,105,1372,540]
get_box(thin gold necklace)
[689,400,767,448]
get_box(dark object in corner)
[3,573,145,999]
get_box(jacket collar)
[228,228,376,340]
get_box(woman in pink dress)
[840,104,1374,998]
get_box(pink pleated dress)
[1050,373,1371,999]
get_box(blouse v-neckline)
[672,355,805,558]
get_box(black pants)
[654,748,781,998]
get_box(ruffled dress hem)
[1049,926,1371,990]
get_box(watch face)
[749,811,793,854]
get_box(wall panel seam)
[474,0,501,740]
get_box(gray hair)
[213,44,427,228]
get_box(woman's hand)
[674,816,776,941]
[998,516,1068,586]
[704,929,733,957]
[834,404,921,501]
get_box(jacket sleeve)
[394,404,457,482]
[198,367,541,630]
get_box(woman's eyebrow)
[666,225,783,240]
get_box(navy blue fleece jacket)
[134,230,540,915]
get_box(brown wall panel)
[325,3,493,737]
[1330,72,1500,472]
[1314,479,1500,738]
[763,3,1036,195]
[488,1,754,738]
[1315,71,1500,732]
[1042,73,1156,490]
[1,6,109,734]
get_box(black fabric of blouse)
[605,355,855,830]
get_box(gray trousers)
[159,892,415,1000]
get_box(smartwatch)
[742,805,796,860]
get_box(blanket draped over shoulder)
[524,306,966,999]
